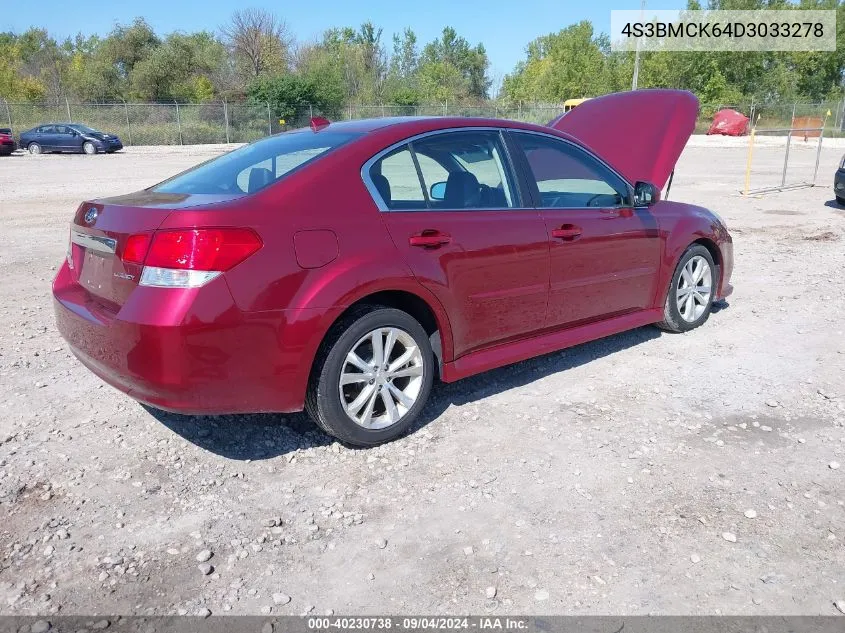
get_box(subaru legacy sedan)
[53,90,733,446]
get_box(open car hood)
[547,89,699,190]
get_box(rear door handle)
[409,231,452,248]
[550,225,582,240]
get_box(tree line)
[1,0,844,122]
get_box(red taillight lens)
[143,228,262,271]
[123,233,152,265]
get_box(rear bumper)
[0,142,15,155]
[52,262,317,415]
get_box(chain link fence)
[3,98,844,146]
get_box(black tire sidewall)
[310,308,434,446]
[28,143,40,154]
[664,245,716,332]
[83,142,96,155]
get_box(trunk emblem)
[114,272,135,280]
[84,208,98,224]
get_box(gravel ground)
[0,136,843,617]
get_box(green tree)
[420,27,490,100]
[502,22,610,102]
[248,73,339,120]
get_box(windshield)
[72,125,99,134]
[152,129,361,196]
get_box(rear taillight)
[122,228,262,288]
[123,233,151,265]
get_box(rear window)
[153,129,360,195]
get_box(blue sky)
[2,0,681,80]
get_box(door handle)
[550,224,582,240]
[409,230,452,248]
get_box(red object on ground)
[707,109,749,136]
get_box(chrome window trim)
[361,126,525,213]
[508,129,635,210]
[71,230,116,255]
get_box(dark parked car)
[53,90,733,446]
[0,128,15,155]
[835,154,845,205]
[19,123,123,155]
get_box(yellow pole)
[743,127,756,196]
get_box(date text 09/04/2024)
[306,617,530,630]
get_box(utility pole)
[631,0,646,90]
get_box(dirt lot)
[0,136,843,617]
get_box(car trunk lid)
[547,89,699,190]
[68,192,242,310]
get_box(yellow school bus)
[563,98,591,113]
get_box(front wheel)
[306,306,434,446]
[656,244,716,333]
[82,141,97,155]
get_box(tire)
[82,141,97,155]
[27,143,41,155]
[836,195,845,206]
[305,305,434,447]
[656,244,717,333]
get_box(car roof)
[317,115,560,137]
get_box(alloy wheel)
[339,327,425,429]
[676,255,713,322]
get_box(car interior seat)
[444,171,481,209]
[248,167,274,193]
[372,173,392,207]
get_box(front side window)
[368,130,517,211]
[514,133,630,209]
[153,129,361,195]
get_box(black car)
[18,123,123,155]
[835,154,845,205]
[0,128,15,155]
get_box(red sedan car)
[53,90,733,446]
[0,128,16,155]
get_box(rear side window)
[367,130,517,211]
[153,129,360,195]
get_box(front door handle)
[551,224,582,240]
[409,230,452,248]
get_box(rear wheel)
[656,244,716,333]
[836,195,845,206]
[27,143,41,155]
[306,306,434,446]
[82,141,96,155]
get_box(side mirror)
[430,181,447,201]
[633,181,659,207]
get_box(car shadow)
[150,311,730,460]
[409,324,663,434]
[823,199,845,210]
